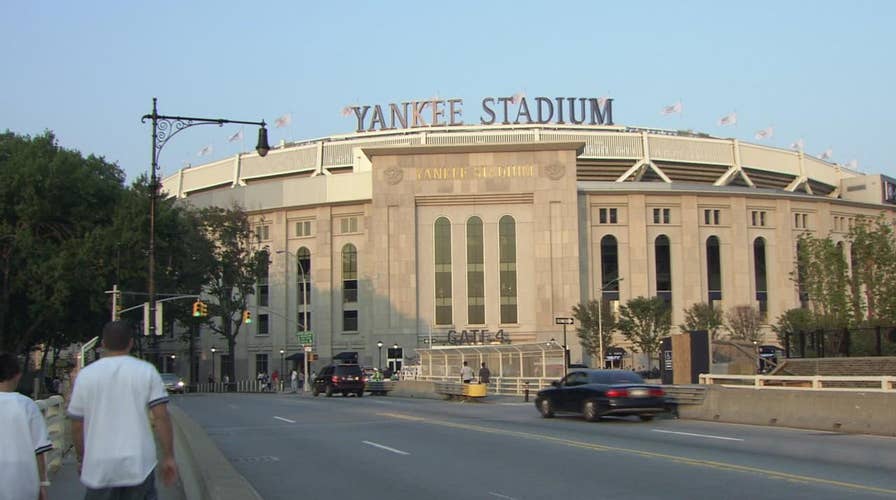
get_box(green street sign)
[296,331,314,345]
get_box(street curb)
[168,405,263,500]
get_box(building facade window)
[342,244,358,304]
[295,220,313,237]
[652,208,671,224]
[257,251,270,307]
[599,207,618,224]
[794,212,809,229]
[466,216,485,325]
[434,217,453,325]
[753,237,768,320]
[655,235,672,308]
[751,210,767,227]
[257,314,270,335]
[255,354,268,375]
[796,241,809,308]
[703,209,721,226]
[297,247,311,331]
[499,215,518,324]
[706,236,722,305]
[600,235,621,308]
[339,216,359,234]
[255,224,271,241]
[343,310,358,332]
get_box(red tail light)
[650,388,665,397]
[606,389,628,398]
[331,376,340,383]
[361,377,367,383]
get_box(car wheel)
[538,398,555,418]
[356,390,364,397]
[325,386,333,397]
[583,400,601,422]
[342,391,349,397]
[639,415,654,422]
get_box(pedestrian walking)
[67,321,178,498]
[290,369,298,393]
[271,370,280,392]
[0,352,52,500]
[479,362,491,384]
[461,361,474,384]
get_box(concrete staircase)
[771,357,896,388]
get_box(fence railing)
[35,395,69,472]
[782,326,896,358]
[419,376,556,396]
[192,379,283,393]
[699,374,896,392]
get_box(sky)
[2,0,895,183]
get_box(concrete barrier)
[389,380,443,399]
[677,385,896,436]
[168,406,263,500]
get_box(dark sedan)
[534,369,669,422]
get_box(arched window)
[434,217,452,325]
[753,238,767,319]
[600,235,620,301]
[796,241,809,308]
[706,236,722,306]
[342,244,358,331]
[499,215,518,324]
[297,247,311,331]
[655,235,671,308]
[466,217,484,324]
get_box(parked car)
[312,364,365,397]
[534,369,668,422]
[160,373,186,394]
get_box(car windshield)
[335,365,362,376]
[160,374,179,383]
[588,371,645,384]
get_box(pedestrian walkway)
[48,447,184,499]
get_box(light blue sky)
[2,1,894,182]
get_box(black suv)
[312,364,365,397]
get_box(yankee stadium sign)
[347,96,614,133]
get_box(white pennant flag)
[340,106,354,117]
[790,138,804,150]
[274,113,292,128]
[660,101,682,115]
[197,145,213,157]
[227,129,243,143]
[717,112,737,127]
[754,127,774,140]
[597,95,611,107]
[846,159,859,170]
[819,148,833,161]
[510,91,526,104]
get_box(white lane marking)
[652,429,744,441]
[498,403,531,406]
[273,416,296,423]
[362,440,410,455]
[228,404,239,409]
[489,492,517,500]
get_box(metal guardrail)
[35,395,69,472]
[193,379,279,393]
[699,374,896,391]
[365,381,394,395]
[422,376,555,396]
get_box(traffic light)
[200,301,208,317]
[192,301,204,317]
[243,310,252,324]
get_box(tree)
[725,305,762,343]
[771,308,815,349]
[199,206,268,383]
[795,233,850,329]
[617,296,671,370]
[847,215,896,325]
[679,302,724,340]
[572,299,616,365]
[0,131,125,353]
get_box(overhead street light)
[141,98,269,338]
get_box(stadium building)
[161,96,896,380]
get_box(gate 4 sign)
[296,332,314,345]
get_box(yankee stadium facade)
[160,95,896,379]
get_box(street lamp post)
[141,98,269,338]
[597,277,623,370]
[275,250,311,392]
[377,340,384,370]
[210,346,217,383]
[279,349,285,383]
[555,317,574,377]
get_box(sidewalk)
[48,447,185,499]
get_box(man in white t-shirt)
[67,321,178,498]
[461,361,474,383]
[290,369,298,393]
[0,352,53,500]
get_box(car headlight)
[176,381,185,387]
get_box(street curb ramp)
[169,405,263,500]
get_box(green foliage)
[795,233,850,328]
[847,215,896,324]
[572,299,616,363]
[198,205,268,382]
[679,302,724,339]
[724,305,762,343]
[771,308,815,346]
[617,296,671,369]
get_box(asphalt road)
[172,392,896,500]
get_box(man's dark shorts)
[84,469,157,500]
